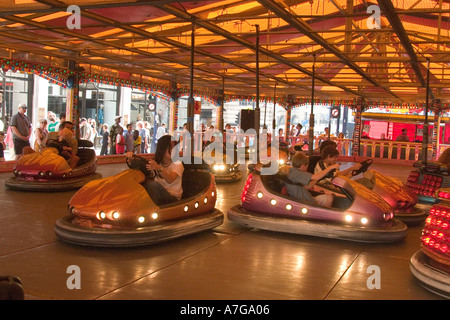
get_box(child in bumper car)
[314,145,373,189]
[23,128,80,168]
[285,152,340,207]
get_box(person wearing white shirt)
[156,123,166,140]
[144,135,184,205]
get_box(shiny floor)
[0,162,443,300]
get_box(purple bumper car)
[228,170,408,243]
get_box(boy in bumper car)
[314,145,373,190]
[285,152,340,207]
[23,127,80,168]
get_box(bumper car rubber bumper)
[394,207,427,226]
[55,209,224,247]
[410,250,450,299]
[227,205,408,243]
[5,173,102,192]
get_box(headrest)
[78,139,94,148]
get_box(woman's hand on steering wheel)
[126,155,158,179]
[146,159,161,172]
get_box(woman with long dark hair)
[144,135,184,205]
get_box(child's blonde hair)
[291,152,309,168]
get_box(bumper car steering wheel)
[126,155,159,179]
[351,159,373,177]
[322,168,337,180]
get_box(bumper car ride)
[311,159,425,225]
[55,165,223,247]
[204,146,243,183]
[211,163,242,183]
[5,141,101,192]
[407,161,450,204]
[367,170,425,225]
[227,170,407,243]
[410,189,450,298]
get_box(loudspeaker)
[240,109,260,131]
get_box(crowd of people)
[0,102,418,165]
[0,105,169,162]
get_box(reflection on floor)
[0,162,442,300]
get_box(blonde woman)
[34,119,48,152]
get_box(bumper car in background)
[410,188,450,299]
[310,158,426,225]
[227,167,408,243]
[204,144,242,183]
[55,156,223,247]
[5,140,101,192]
[407,161,450,204]
[211,161,242,183]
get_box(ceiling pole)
[188,22,195,158]
[256,24,260,112]
[264,98,267,129]
[255,24,260,163]
[309,54,316,157]
[272,83,277,133]
[422,58,430,165]
[220,76,225,132]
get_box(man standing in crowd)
[98,104,104,125]
[156,123,166,140]
[55,112,66,132]
[10,103,32,160]
[137,121,148,154]
[47,111,58,132]
[109,115,122,155]
[295,123,303,136]
[123,123,134,154]
[80,118,93,142]
[396,128,410,142]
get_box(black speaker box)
[240,109,260,131]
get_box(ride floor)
[0,162,443,300]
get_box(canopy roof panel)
[1,0,450,104]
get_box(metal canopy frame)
[1,0,450,104]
